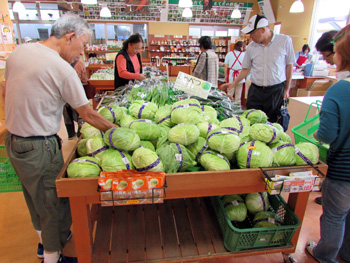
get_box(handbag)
[83,81,96,99]
[277,100,290,132]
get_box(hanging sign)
[174,72,212,99]
[1,25,13,44]
[257,0,276,23]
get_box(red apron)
[226,51,242,83]
[296,52,308,67]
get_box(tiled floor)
[0,120,346,263]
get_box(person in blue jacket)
[306,24,350,263]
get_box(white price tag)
[268,218,276,224]
[231,200,239,206]
[175,154,182,161]
[122,157,129,164]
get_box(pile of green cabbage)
[221,195,247,222]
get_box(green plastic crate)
[210,194,300,252]
[0,146,22,193]
[291,100,328,163]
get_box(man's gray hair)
[51,12,92,38]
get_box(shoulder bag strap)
[205,52,208,81]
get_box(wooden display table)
[86,64,113,79]
[56,144,328,263]
[89,80,114,93]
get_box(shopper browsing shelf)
[114,33,146,89]
[3,13,116,263]
[306,24,350,263]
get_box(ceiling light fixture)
[81,0,98,5]
[100,4,111,18]
[231,4,241,19]
[289,0,304,13]
[179,0,193,8]
[13,1,26,13]
[182,7,193,18]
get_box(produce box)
[210,194,300,252]
[0,145,22,193]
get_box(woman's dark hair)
[198,36,212,50]
[234,41,244,52]
[122,33,143,51]
[315,30,338,52]
[302,44,310,53]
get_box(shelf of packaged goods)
[56,142,328,263]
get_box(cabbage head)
[171,99,203,124]
[239,126,251,143]
[156,125,171,149]
[187,137,208,159]
[245,192,269,214]
[100,148,133,172]
[129,120,160,140]
[198,150,230,171]
[242,109,267,124]
[196,122,220,138]
[140,141,156,152]
[295,142,319,165]
[271,123,284,132]
[221,195,247,222]
[207,129,240,155]
[80,123,102,139]
[129,100,158,119]
[156,143,197,173]
[253,211,282,228]
[77,138,88,157]
[155,105,175,127]
[279,132,293,144]
[97,105,125,124]
[270,141,296,167]
[201,105,219,124]
[168,123,200,146]
[104,127,140,151]
[86,136,108,160]
[132,147,164,172]
[249,123,281,144]
[220,116,250,134]
[67,156,101,178]
[120,113,137,128]
[236,141,273,168]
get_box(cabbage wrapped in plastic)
[67,156,101,178]
[253,211,282,228]
[104,127,140,151]
[249,123,281,144]
[97,105,125,124]
[80,123,102,139]
[86,136,108,160]
[270,141,296,166]
[171,99,203,124]
[196,122,220,138]
[245,192,269,214]
[271,122,284,132]
[77,138,88,157]
[155,105,175,127]
[156,143,197,173]
[129,120,160,140]
[279,132,293,144]
[201,105,219,124]
[239,126,251,144]
[295,142,319,165]
[132,147,164,172]
[187,137,208,159]
[100,149,133,172]
[198,150,230,171]
[236,141,273,168]
[129,100,158,120]
[168,123,200,146]
[139,141,156,152]
[221,195,247,222]
[220,116,250,134]
[207,129,240,155]
[156,125,171,149]
[120,112,137,128]
[242,109,267,124]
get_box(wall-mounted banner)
[174,71,212,99]
[1,25,13,44]
[257,0,276,23]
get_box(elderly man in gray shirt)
[227,14,295,122]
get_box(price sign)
[105,52,118,61]
[174,71,212,99]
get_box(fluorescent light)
[290,0,304,13]
[182,7,193,18]
[231,5,241,19]
[13,1,26,13]
[81,0,97,5]
[179,0,193,8]
[100,5,111,18]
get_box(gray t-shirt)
[5,43,89,137]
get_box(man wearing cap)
[227,14,295,122]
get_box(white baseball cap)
[24,37,33,43]
[241,15,269,34]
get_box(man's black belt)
[252,82,285,90]
[12,134,57,140]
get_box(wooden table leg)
[70,196,93,263]
[287,192,310,249]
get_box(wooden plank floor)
[91,198,296,263]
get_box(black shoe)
[315,196,322,205]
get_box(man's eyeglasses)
[324,52,334,58]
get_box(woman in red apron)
[295,44,311,68]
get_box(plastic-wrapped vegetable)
[77,138,88,157]
[221,195,247,222]
[168,123,200,146]
[187,137,208,160]
[154,105,175,127]
[86,136,108,160]
[249,123,281,144]
[132,147,164,172]
[104,127,140,151]
[80,123,103,139]
[242,109,267,124]
[269,141,296,166]
[100,149,133,171]
[245,192,269,214]
[253,211,282,228]
[196,122,220,139]
[67,156,101,178]
[198,150,230,171]
[97,105,125,124]
[201,105,219,124]
[207,129,240,155]
[295,142,319,165]
[236,141,273,168]
[171,99,204,124]
[129,100,158,119]
[129,120,160,140]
